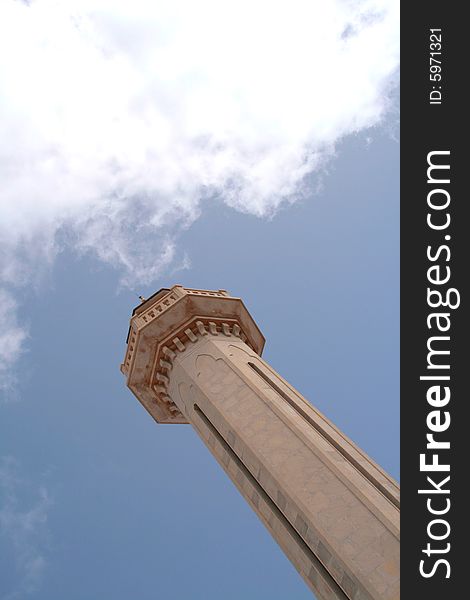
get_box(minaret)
[121,285,400,600]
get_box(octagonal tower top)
[121,285,265,424]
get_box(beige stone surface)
[122,286,400,600]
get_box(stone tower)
[121,285,400,599]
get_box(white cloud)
[0,457,51,599]
[0,0,399,388]
[0,290,28,399]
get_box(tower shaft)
[122,286,399,599]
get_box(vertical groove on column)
[193,403,351,600]
[247,361,400,509]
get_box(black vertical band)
[401,3,465,597]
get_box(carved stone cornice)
[121,285,265,424]
[151,318,251,421]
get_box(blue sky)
[0,129,398,600]
[0,2,399,598]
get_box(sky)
[0,1,399,598]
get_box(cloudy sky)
[0,1,399,598]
